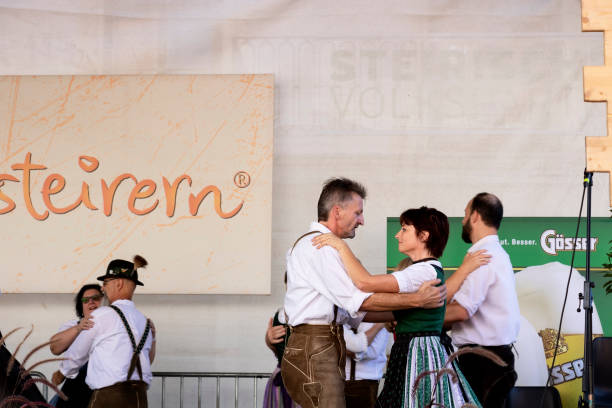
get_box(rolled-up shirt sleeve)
[342,310,366,329]
[57,319,78,332]
[452,264,495,317]
[392,263,437,294]
[343,326,368,354]
[60,316,98,378]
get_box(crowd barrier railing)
[152,371,272,408]
[29,370,49,400]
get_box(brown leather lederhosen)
[344,328,379,408]
[281,231,348,408]
[88,306,150,408]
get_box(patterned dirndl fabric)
[377,333,480,408]
[403,336,480,408]
[263,366,300,408]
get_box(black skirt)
[56,364,93,408]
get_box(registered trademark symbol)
[234,171,251,188]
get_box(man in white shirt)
[58,256,154,408]
[344,323,389,408]
[282,178,447,408]
[444,193,521,408]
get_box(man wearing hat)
[57,255,155,408]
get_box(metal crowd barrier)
[152,371,271,408]
[29,370,49,400]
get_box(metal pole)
[253,377,257,408]
[216,376,220,408]
[180,376,184,408]
[161,377,166,408]
[198,377,202,408]
[581,171,594,408]
[235,377,239,408]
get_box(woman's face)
[395,223,421,255]
[81,288,103,318]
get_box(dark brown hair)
[75,284,103,318]
[399,206,449,258]
[470,192,503,229]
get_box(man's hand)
[416,279,447,309]
[266,318,286,345]
[52,370,65,386]
[385,321,397,332]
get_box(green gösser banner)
[387,217,611,271]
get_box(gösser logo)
[540,229,598,256]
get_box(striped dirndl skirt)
[377,333,481,408]
[404,335,481,408]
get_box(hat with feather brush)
[97,255,147,286]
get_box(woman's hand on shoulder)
[77,316,94,332]
[312,233,347,252]
[461,250,491,273]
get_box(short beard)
[344,229,356,239]
[461,221,472,244]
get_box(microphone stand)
[578,171,594,408]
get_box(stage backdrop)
[0,74,273,294]
[387,216,612,408]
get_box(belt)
[291,324,344,336]
[459,343,512,351]
[96,380,147,392]
[395,331,440,344]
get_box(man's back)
[63,299,153,389]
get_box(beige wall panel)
[0,74,273,294]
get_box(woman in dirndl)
[313,206,486,408]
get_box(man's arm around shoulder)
[359,279,446,312]
[443,302,469,329]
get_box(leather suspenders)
[349,328,357,381]
[286,230,341,327]
[110,305,151,381]
[284,230,324,325]
[289,230,321,254]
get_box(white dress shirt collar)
[310,221,331,233]
[112,298,135,307]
